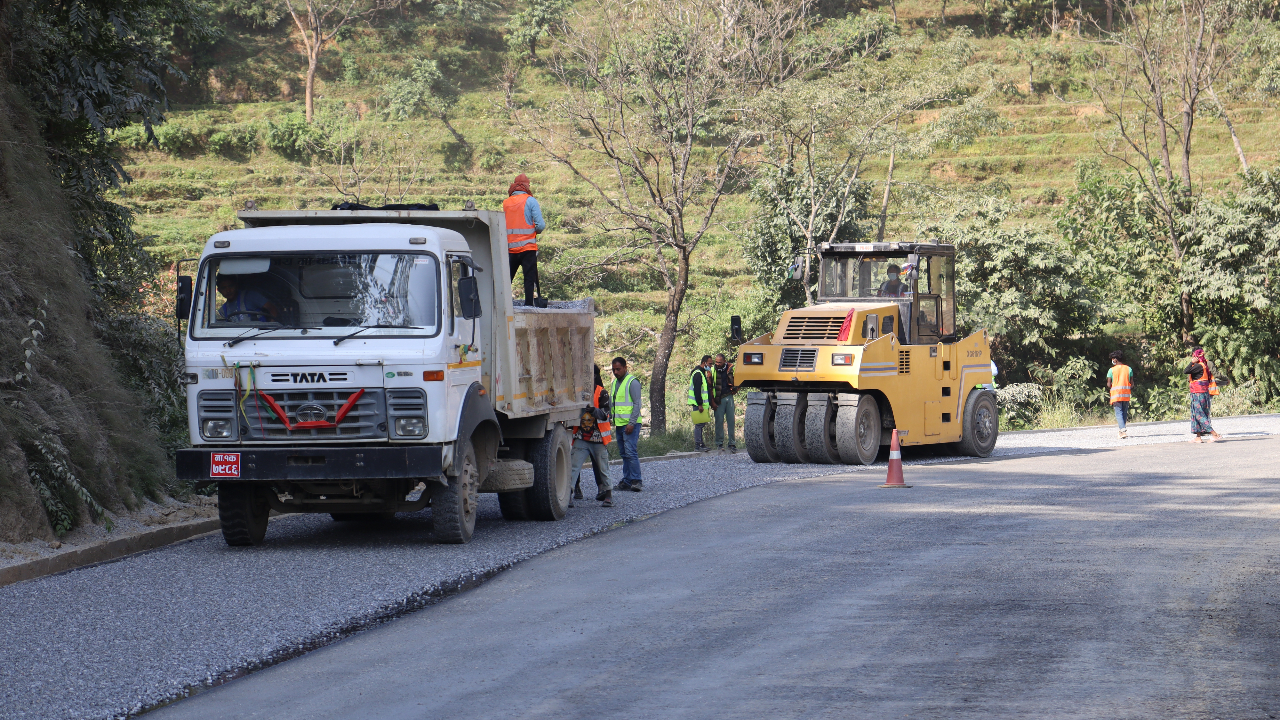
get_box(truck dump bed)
[238,209,594,425]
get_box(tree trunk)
[1180,289,1194,345]
[1180,107,1195,189]
[1209,84,1247,173]
[802,240,814,306]
[890,0,897,23]
[529,38,537,59]
[940,0,947,24]
[305,52,318,123]
[439,115,471,150]
[876,145,896,242]
[647,249,692,435]
[1106,0,1113,31]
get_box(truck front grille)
[242,389,386,440]
[779,348,818,372]
[780,316,846,341]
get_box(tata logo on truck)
[210,453,241,478]
[292,372,328,383]
[270,371,348,383]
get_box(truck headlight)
[743,352,765,365]
[831,354,853,366]
[395,417,426,437]
[202,419,233,439]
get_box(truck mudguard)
[453,382,502,475]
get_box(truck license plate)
[210,453,241,478]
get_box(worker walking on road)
[1106,350,1133,439]
[570,365,614,508]
[611,357,644,492]
[689,355,713,452]
[710,353,737,453]
[502,173,546,308]
[1185,347,1227,443]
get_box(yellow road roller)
[735,241,997,465]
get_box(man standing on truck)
[570,365,614,507]
[710,353,737,453]
[611,357,644,492]
[503,173,546,307]
[689,355,713,452]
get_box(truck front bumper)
[176,446,443,483]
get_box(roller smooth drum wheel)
[836,394,881,465]
[775,393,811,464]
[957,390,999,457]
[744,393,781,463]
[804,395,839,464]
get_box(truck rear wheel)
[497,491,530,521]
[804,394,839,464]
[432,437,479,544]
[745,392,780,463]
[836,394,881,465]
[526,422,571,521]
[957,390,999,458]
[218,482,270,546]
[774,392,811,464]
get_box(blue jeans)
[1113,401,1129,431]
[618,422,641,482]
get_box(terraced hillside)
[118,0,1280,420]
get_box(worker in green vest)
[610,357,644,492]
[689,355,713,452]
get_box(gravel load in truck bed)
[2,414,1278,720]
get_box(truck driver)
[215,274,279,324]
[878,264,908,297]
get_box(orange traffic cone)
[879,429,911,488]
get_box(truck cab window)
[448,256,473,335]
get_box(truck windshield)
[191,252,441,339]
[820,256,913,299]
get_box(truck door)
[447,255,482,436]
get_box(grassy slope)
[120,0,1280,430]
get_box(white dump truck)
[174,208,594,546]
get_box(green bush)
[154,123,200,155]
[207,123,260,158]
[265,112,321,161]
[113,124,152,151]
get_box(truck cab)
[176,210,592,546]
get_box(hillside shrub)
[154,123,200,155]
[266,112,322,161]
[207,123,260,158]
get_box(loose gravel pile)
[2,413,1277,720]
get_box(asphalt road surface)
[152,436,1280,720]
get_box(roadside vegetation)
[6,0,1280,538]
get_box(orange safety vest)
[577,385,613,445]
[502,193,538,254]
[1189,363,1219,396]
[1109,364,1132,404]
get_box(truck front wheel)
[957,390,999,458]
[836,394,881,466]
[218,482,271,546]
[432,437,479,543]
[526,423,571,521]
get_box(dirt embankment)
[0,82,174,543]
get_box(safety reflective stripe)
[502,194,537,253]
[889,450,901,460]
[1110,364,1132,403]
[611,374,638,425]
[687,369,705,407]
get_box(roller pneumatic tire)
[218,482,271,546]
[497,490,530,521]
[432,436,479,544]
[745,393,781,463]
[526,423,572,521]
[803,395,839,464]
[774,393,811,464]
[957,389,999,458]
[836,394,881,465]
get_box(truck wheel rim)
[975,405,994,443]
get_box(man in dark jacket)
[710,353,737,452]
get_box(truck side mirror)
[458,275,482,320]
[906,253,920,283]
[789,258,803,281]
[176,276,193,320]
[730,315,744,345]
